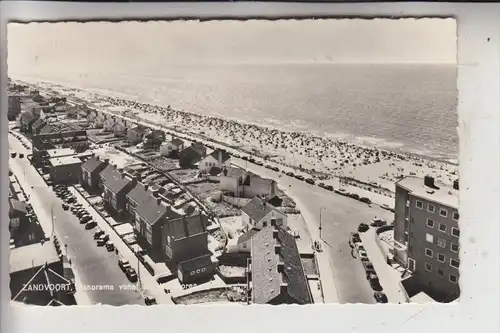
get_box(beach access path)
[8,133,145,306]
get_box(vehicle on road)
[271,166,279,172]
[62,203,69,211]
[374,291,388,303]
[358,250,368,260]
[370,217,387,227]
[80,215,92,224]
[76,210,88,217]
[369,275,383,291]
[144,296,157,306]
[126,267,138,282]
[97,236,108,246]
[106,242,115,252]
[19,153,24,158]
[305,178,315,185]
[360,197,372,204]
[295,175,305,181]
[324,185,334,191]
[66,197,76,204]
[318,182,325,188]
[362,262,376,276]
[118,259,131,272]
[11,152,17,158]
[358,223,369,233]
[349,232,361,247]
[254,161,263,166]
[94,230,104,239]
[285,172,294,177]
[85,221,97,230]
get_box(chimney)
[274,244,281,254]
[453,179,459,190]
[424,175,435,188]
[280,283,288,294]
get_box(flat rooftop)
[49,156,82,167]
[10,241,60,273]
[397,177,458,209]
[46,148,77,158]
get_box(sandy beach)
[22,80,459,193]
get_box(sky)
[7,19,456,76]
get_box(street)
[9,133,144,306]
[233,159,395,304]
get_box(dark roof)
[190,142,206,156]
[9,199,28,214]
[237,228,259,245]
[179,146,203,162]
[136,197,180,226]
[81,156,106,173]
[208,149,231,163]
[251,226,312,305]
[241,197,277,222]
[178,254,212,272]
[126,183,151,206]
[103,171,133,194]
[32,118,47,132]
[170,138,184,147]
[130,125,148,134]
[166,213,207,240]
[100,164,116,182]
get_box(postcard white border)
[1,2,499,333]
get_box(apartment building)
[393,176,460,302]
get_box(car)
[19,153,24,158]
[11,152,17,158]
[126,267,138,282]
[80,215,92,223]
[355,243,365,252]
[76,210,87,218]
[370,217,387,227]
[349,232,361,247]
[360,197,372,204]
[318,182,325,188]
[358,250,368,260]
[144,296,157,306]
[94,230,104,239]
[97,236,108,246]
[369,276,383,291]
[241,156,248,161]
[66,197,76,204]
[118,259,131,272]
[85,221,97,230]
[286,172,294,177]
[62,203,69,211]
[305,178,315,185]
[358,223,369,233]
[362,262,376,275]
[295,175,305,181]
[374,291,388,303]
[255,161,263,166]
[324,185,334,191]
[105,241,115,252]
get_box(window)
[451,227,460,238]
[404,233,409,243]
[438,223,447,233]
[425,233,434,244]
[28,233,34,241]
[449,274,458,284]
[452,211,459,221]
[450,243,459,253]
[242,243,247,249]
[439,208,448,217]
[437,238,446,248]
[437,268,444,277]
[450,258,460,269]
[427,204,435,213]
[426,219,435,228]
[262,221,268,228]
[425,263,432,272]
[408,258,416,272]
[425,248,433,258]
[416,200,423,209]
[437,253,445,263]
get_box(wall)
[242,177,276,199]
[171,232,209,264]
[222,195,251,208]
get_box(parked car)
[118,259,131,272]
[318,182,325,188]
[305,178,315,185]
[19,153,24,158]
[295,175,305,181]
[362,261,376,276]
[358,250,368,260]
[62,203,69,211]
[286,172,294,177]
[85,221,97,230]
[360,197,372,204]
[370,217,387,227]
[324,185,334,191]
[126,267,138,282]
[349,232,361,247]
[94,230,104,239]
[11,152,17,158]
[374,291,388,303]
[105,241,115,252]
[80,215,92,224]
[358,223,369,233]
[369,275,383,291]
[271,166,279,172]
[144,296,157,306]
[97,235,109,246]
[66,197,76,204]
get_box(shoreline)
[15,79,459,190]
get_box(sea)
[12,63,458,161]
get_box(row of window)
[424,262,459,284]
[425,219,460,237]
[425,248,460,268]
[425,233,460,252]
[415,200,459,221]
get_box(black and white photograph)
[6,18,459,306]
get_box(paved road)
[9,134,144,306]
[234,160,395,304]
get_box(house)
[160,138,185,158]
[250,225,313,305]
[126,125,148,144]
[99,164,119,192]
[179,146,204,169]
[32,93,44,103]
[236,228,260,253]
[103,117,116,132]
[9,199,45,248]
[125,182,155,219]
[241,197,287,230]
[102,171,137,216]
[190,142,207,157]
[19,111,35,133]
[143,129,166,150]
[81,156,109,193]
[215,167,278,199]
[31,118,47,135]
[177,254,217,284]
[199,149,231,174]
[48,156,83,184]
[113,122,127,137]
[93,113,105,128]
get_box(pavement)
[9,133,145,306]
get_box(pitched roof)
[237,228,259,245]
[179,146,203,162]
[207,149,231,163]
[81,156,106,173]
[100,164,117,182]
[178,254,212,272]
[170,138,184,147]
[9,199,28,214]
[32,118,47,132]
[136,196,180,226]
[165,213,207,240]
[126,183,151,205]
[250,226,312,305]
[103,170,133,194]
[190,142,206,156]
[241,197,278,222]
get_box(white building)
[241,197,287,230]
[199,149,231,174]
